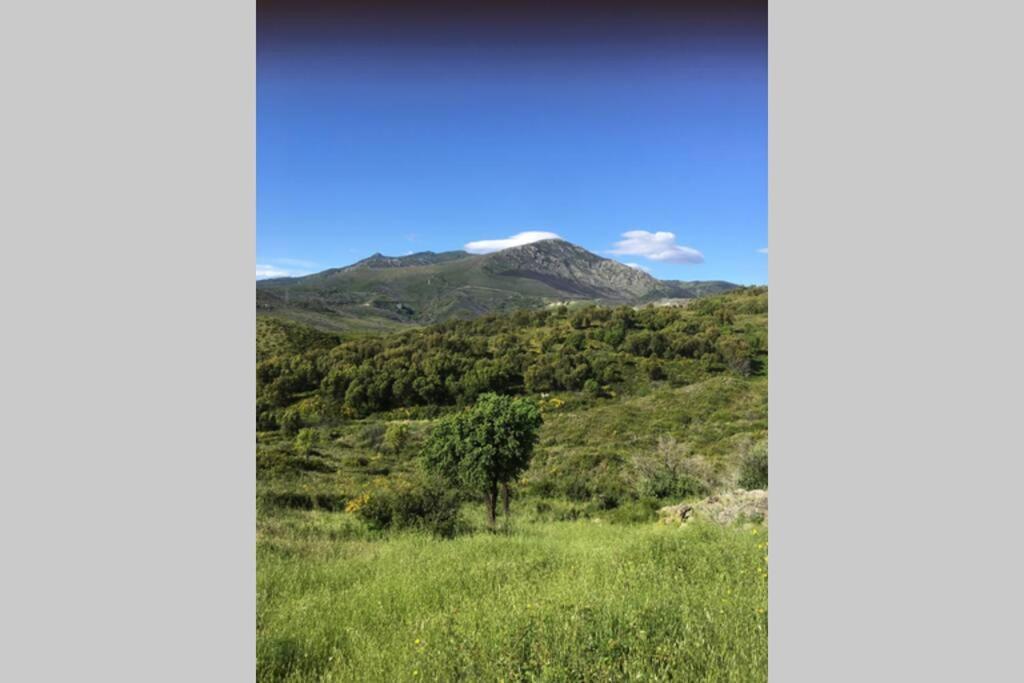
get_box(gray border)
[772,1,1022,680]
[1,1,255,680]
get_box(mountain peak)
[346,250,471,270]
[481,238,660,299]
[257,238,739,332]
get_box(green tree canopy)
[423,393,542,527]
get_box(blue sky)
[257,4,766,284]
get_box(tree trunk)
[485,483,498,528]
[502,483,511,519]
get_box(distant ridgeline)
[256,239,738,334]
[256,286,767,429]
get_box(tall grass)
[258,513,767,682]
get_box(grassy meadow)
[258,511,767,682]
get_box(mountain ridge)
[257,239,739,332]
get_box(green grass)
[257,512,767,682]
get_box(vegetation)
[348,475,464,539]
[256,286,768,681]
[256,239,739,333]
[293,428,321,458]
[738,440,769,490]
[424,393,542,526]
[258,516,768,682]
[257,286,766,426]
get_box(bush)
[381,422,410,455]
[646,360,666,381]
[357,422,387,450]
[626,436,713,500]
[606,498,661,524]
[257,450,335,475]
[738,440,768,489]
[279,408,302,436]
[257,401,279,432]
[294,428,321,457]
[258,491,348,512]
[352,477,464,538]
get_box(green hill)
[257,239,738,333]
[256,286,767,508]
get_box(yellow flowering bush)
[345,493,370,514]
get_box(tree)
[423,393,543,527]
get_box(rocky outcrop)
[483,239,661,300]
[659,489,767,527]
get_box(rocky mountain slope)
[257,239,737,332]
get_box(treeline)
[257,287,767,430]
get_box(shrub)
[646,360,666,381]
[294,395,327,425]
[738,440,768,489]
[259,491,315,510]
[256,450,294,475]
[606,498,661,524]
[294,428,321,457]
[354,477,464,538]
[357,422,387,450]
[257,401,279,431]
[257,450,335,475]
[279,408,302,436]
[626,436,713,500]
[343,454,370,469]
[583,378,602,398]
[381,422,410,455]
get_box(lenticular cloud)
[464,231,561,254]
[609,231,704,264]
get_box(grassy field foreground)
[258,513,768,682]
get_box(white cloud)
[624,262,652,273]
[608,231,704,264]
[257,258,319,280]
[464,230,561,254]
[757,247,768,254]
[256,264,294,280]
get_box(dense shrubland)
[256,287,767,532]
[257,287,766,427]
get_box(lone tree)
[423,393,542,528]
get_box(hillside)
[257,239,737,332]
[257,286,767,504]
[257,286,768,681]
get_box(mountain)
[257,239,738,332]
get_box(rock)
[657,503,693,525]
[662,489,767,527]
